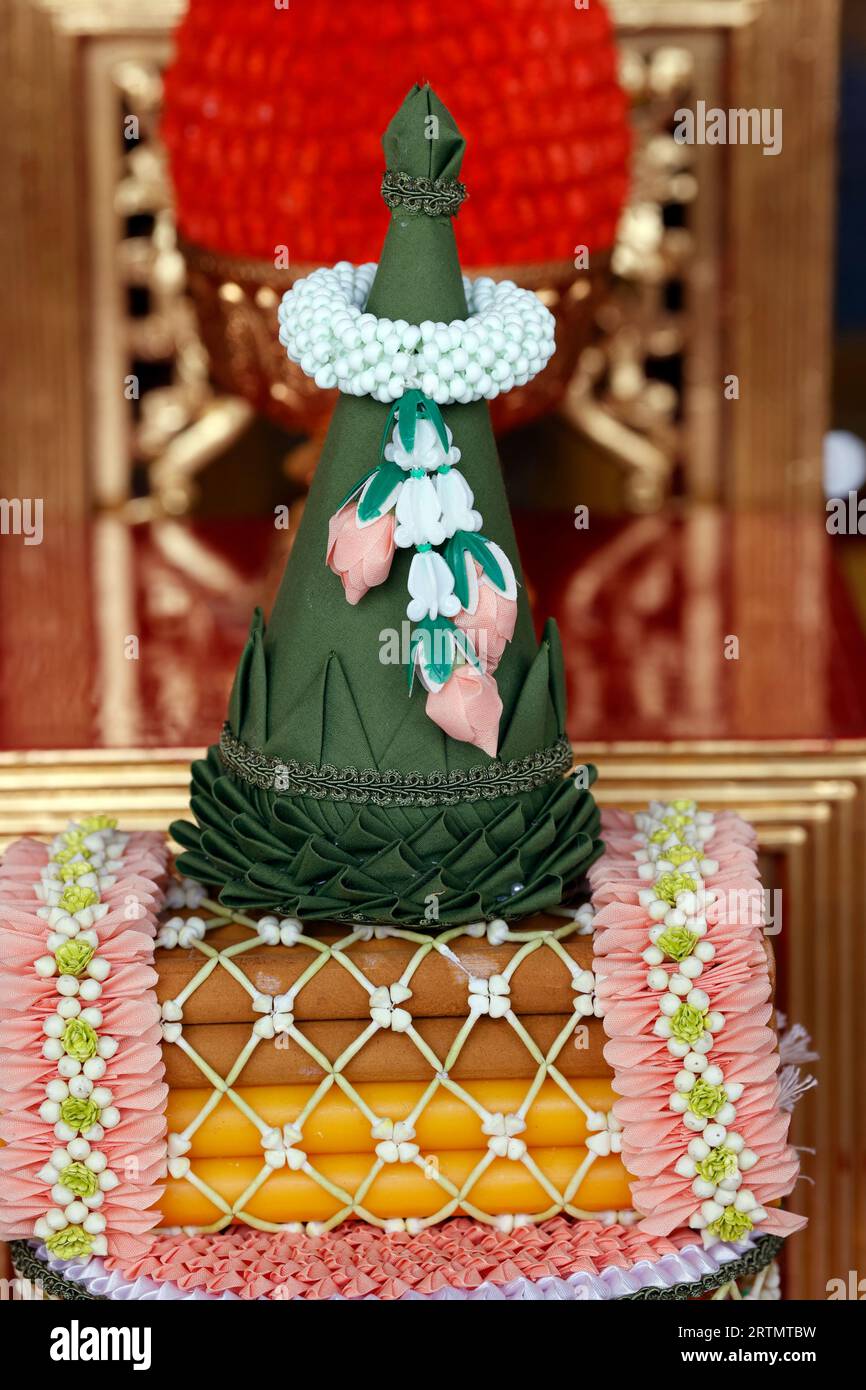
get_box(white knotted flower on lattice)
[369,982,413,1032]
[371,1118,419,1164]
[160,999,183,1043]
[482,1112,527,1160]
[586,1111,623,1157]
[157,915,206,950]
[262,1123,306,1170]
[251,992,294,1038]
[256,915,304,947]
[467,973,510,1018]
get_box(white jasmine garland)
[630,800,767,1244]
[279,261,556,404]
[27,819,130,1260]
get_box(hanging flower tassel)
[327,389,517,754]
[425,664,503,757]
[327,503,396,605]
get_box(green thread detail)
[656,926,699,962]
[437,463,452,475]
[670,1003,707,1044]
[58,1162,100,1199]
[708,1208,754,1242]
[688,1078,727,1120]
[654,871,697,905]
[59,885,99,914]
[696,1146,739,1185]
[410,467,425,479]
[59,1097,101,1135]
[417,542,432,553]
[61,1019,98,1061]
[55,940,95,977]
[45,1225,94,1260]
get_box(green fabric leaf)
[407,616,456,693]
[227,608,264,738]
[542,618,567,736]
[498,643,556,762]
[357,461,404,522]
[336,467,377,513]
[445,531,505,604]
[451,626,482,673]
[320,654,377,767]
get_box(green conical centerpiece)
[172,85,602,925]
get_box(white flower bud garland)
[593,800,790,1246]
[278,262,556,405]
[27,819,134,1258]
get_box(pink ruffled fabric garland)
[0,822,169,1261]
[103,1218,731,1302]
[590,802,806,1244]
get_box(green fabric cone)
[172,84,602,925]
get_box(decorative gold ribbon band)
[218,724,575,807]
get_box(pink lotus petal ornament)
[425,663,503,756]
[455,562,517,672]
[326,502,396,605]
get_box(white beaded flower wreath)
[278,261,556,405]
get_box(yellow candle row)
[167,1078,616,1156]
[161,1148,630,1226]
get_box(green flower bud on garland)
[656,926,699,962]
[60,1018,98,1061]
[58,1162,100,1199]
[80,814,117,832]
[59,859,94,883]
[650,814,690,843]
[663,844,698,867]
[61,829,88,852]
[688,1078,727,1120]
[55,940,95,977]
[55,844,92,866]
[696,1146,739,1185]
[58,885,99,914]
[45,1224,93,1259]
[707,1208,754,1242]
[654,871,697,906]
[59,1097,101,1135]
[670,1002,708,1045]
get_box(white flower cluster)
[634,801,766,1244]
[31,820,130,1256]
[278,261,556,404]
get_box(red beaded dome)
[163,0,630,268]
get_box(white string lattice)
[159,894,626,1236]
